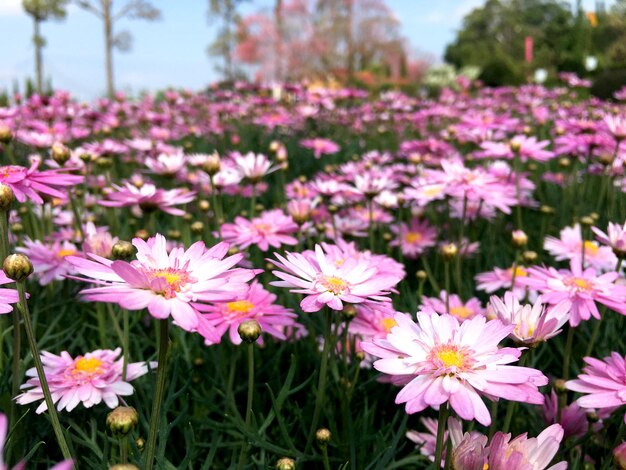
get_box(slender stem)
[444,261,451,314]
[122,308,129,381]
[68,193,84,242]
[585,314,604,358]
[236,342,255,470]
[16,282,73,460]
[488,401,499,438]
[368,197,375,252]
[119,435,128,464]
[306,309,333,453]
[321,444,331,470]
[250,183,257,218]
[144,319,170,469]
[562,325,575,381]
[434,403,449,469]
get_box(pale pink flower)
[299,138,340,159]
[475,265,531,300]
[195,280,299,345]
[542,390,598,439]
[421,291,485,322]
[520,259,626,326]
[67,234,257,333]
[16,348,153,414]
[362,312,548,426]
[544,224,617,272]
[0,271,19,314]
[489,293,570,345]
[269,244,400,312]
[389,218,437,258]
[144,151,188,177]
[17,238,80,285]
[232,152,279,182]
[81,222,118,258]
[405,417,444,462]
[592,221,626,258]
[99,182,195,216]
[566,352,626,423]
[220,209,298,251]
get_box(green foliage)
[478,55,523,86]
[590,67,626,100]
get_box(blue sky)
[0,0,610,99]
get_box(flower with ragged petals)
[475,265,531,300]
[16,348,153,414]
[592,221,626,258]
[389,218,437,258]
[269,244,400,312]
[422,290,485,323]
[232,152,279,183]
[488,424,566,470]
[520,259,626,326]
[99,182,195,216]
[0,271,19,314]
[17,237,80,285]
[300,138,340,159]
[0,412,73,469]
[220,209,298,251]
[489,293,570,346]
[543,389,599,439]
[362,312,548,426]
[67,234,257,333]
[196,280,299,345]
[545,224,616,272]
[566,352,626,423]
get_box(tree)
[74,0,161,98]
[22,0,68,95]
[207,0,248,81]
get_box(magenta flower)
[68,234,257,332]
[0,412,73,469]
[543,389,598,439]
[566,352,626,423]
[488,424,566,470]
[0,161,83,204]
[269,244,400,312]
[592,221,626,258]
[17,238,80,286]
[389,218,437,258]
[362,312,548,426]
[0,271,19,314]
[99,182,196,216]
[544,224,616,272]
[421,291,485,323]
[475,265,531,300]
[520,259,626,326]
[300,138,340,159]
[195,280,299,345]
[220,209,299,251]
[16,348,153,414]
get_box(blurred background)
[0,0,625,100]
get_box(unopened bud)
[522,250,538,264]
[198,200,210,212]
[190,221,204,234]
[238,319,262,343]
[276,457,296,470]
[112,241,134,260]
[416,270,427,282]
[10,223,23,234]
[558,157,570,168]
[580,216,594,227]
[95,156,113,169]
[554,379,567,394]
[203,152,221,176]
[109,465,140,470]
[167,229,181,240]
[134,229,150,241]
[3,254,33,282]
[512,230,528,248]
[509,140,522,153]
[0,124,13,144]
[316,428,332,445]
[0,184,15,212]
[540,205,554,215]
[342,304,357,321]
[106,406,138,436]
[51,142,71,165]
[440,243,458,261]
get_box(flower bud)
[0,124,13,144]
[167,229,181,240]
[316,428,332,445]
[342,304,357,322]
[614,442,626,470]
[415,270,427,282]
[95,156,113,169]
[440,243,458,261]
[198,200,211,212]
[190,221,204,234]
[203,152,221,176]
[238,319,262,343]
[509,140,521,153]
[10,223,23,234]
[512,230,528,248]
[112,241,134,260]
[134,229,150,241]
[554,379,567,394]
[51,142,71,165]
[0,184,15,212]
[276,457,296,470]
[540,205,554,215]
[109,465,140,470]
[580,216,594,227]
[135,437,145,450]
[522,250,538,264]
[106,406,138,436]
[3,254,33,282]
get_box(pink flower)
[0,412,73,469]
[269,244,400,312]
[389,218,437,258]
[543,390,598,439]
[195,280,299,345]
[0,271,19,314]
[0,160,83,204]
[520,259,626,327]
[592,221,626,258]
[233,152,279,182]
[566,352,626,423]
[300,138,340,159]
[421,291,485,323]
[17,238,80,286]
[362,312,548,426]
[489,293,570,346]
[67,234,257,333]
[99,182,196,216]
[220,209,298,251]
[405,417,444,462]
[488,424,566,470]
[16,348,153,414]
[544,224,616,272]
[475,265,531,300]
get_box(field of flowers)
[0,81,626,469]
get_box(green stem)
[368,197,375,253]
[562,325,575,381]
[144,319,170,469]
[444,261,451,314]
[306,309,333,453]
[434,403,449,469]
[321,444,331,470]
[236,343,255,470]
[250,183,257,218]
[16,282,72,460]
[122,308,129,381]
[119,435,128,464]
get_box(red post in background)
[525,36,534,64]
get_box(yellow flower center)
[509,266,528,277]
[254,223,271,233]
[404,232,422,244]
[583,240,599,256]
[423,186,442,197]
[437,347,466,368]
[380,318,397,332]
[73,357,103,374]
[227,300,255,314]
[322,275,348,295]
[57,249,76,258]
[450,306,473,319]
[153,270,182,286]
[570,277,590,290]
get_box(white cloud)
[454,0,485,19]
[0,0,22,17]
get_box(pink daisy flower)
[0,160,83,205]
[67,234,257,333]
[220,209,299,251]
[592,221,626,258]
[488,293,570,346]
[0,271,19,314]
[299,138,340,159]
[269,244,400,312]
[389,218,437,258]
[488,424,566,470]
[544,224,617,272]
[361,312,548,426]
[520,259,626,326]
[232,152,279,182]
[16,348,154,414]
[566,352,626,423]
[543,389,599,439]
[17,238,80,286]
[475,265,531,300]
[421,291,485,323]
[0,412,73,469]
[99,182,196,216]
[195,280,299,345]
